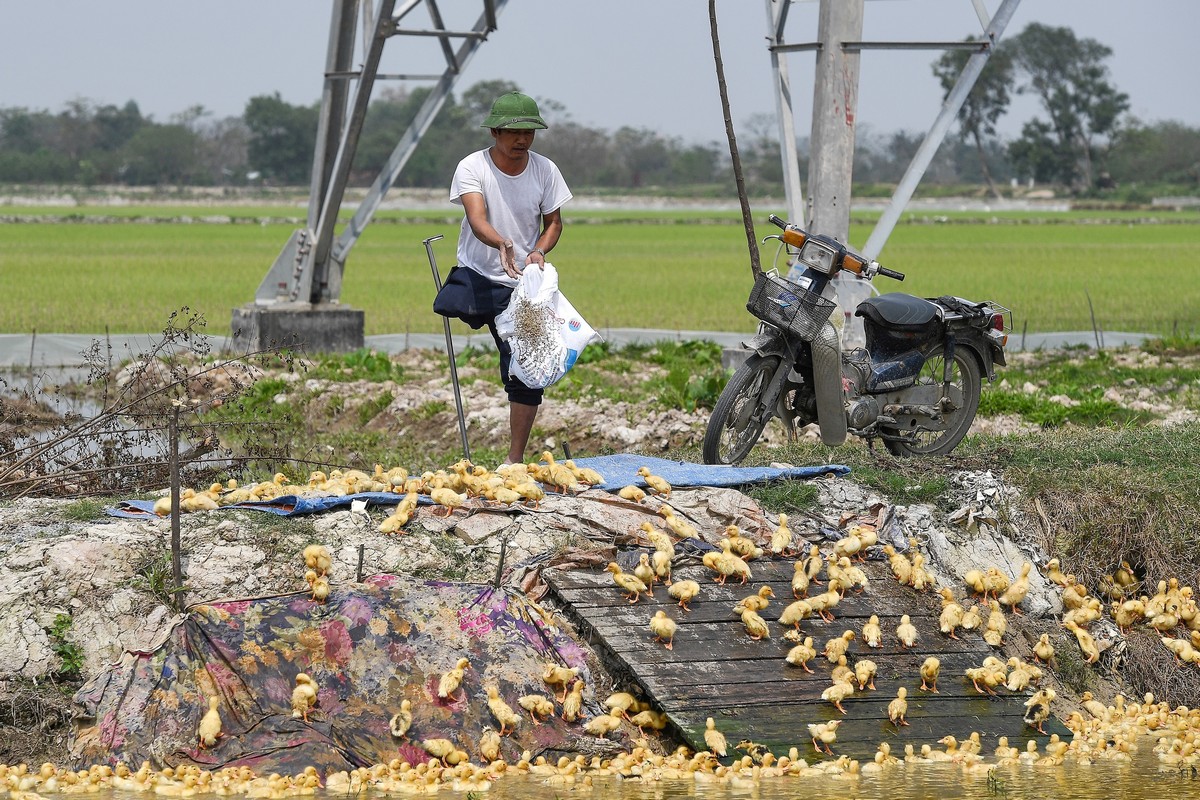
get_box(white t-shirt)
[450,148,572,286]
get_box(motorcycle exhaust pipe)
[811,319,847,446]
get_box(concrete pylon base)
[231,303,365,355]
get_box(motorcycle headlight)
[798,238,838,274]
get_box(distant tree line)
[2,24,1197,198]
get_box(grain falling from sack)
[512,292,562,371]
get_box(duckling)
[959,602,983,634]
[963,568,990,600]
[636,466,671,497]
[437,657,471,701]
[983,599,1007,647]
[649,610,678,650]
[667,579,701,611]
[861,614,883,649]
[1018,738,1040,765]
[734,585,774,613]
[561,679,584,723]
[823,630,856,663]
[658,504,698,539]
[633,553,657,595]
[1044,558,1069,587]
[808,720,841,754]
[807,587,841,622]
[802,543,825,583]
[1064,618,1101,663]
[909,552,935,592]
[1112,597,1147,633]
[563,459,604,486]
[605,562,649,603]
[378,492,419,533]
[785,636,817,673]
[484,686,521,736]
[618,484,647,502]
[302,544,332,576]
[1033,633,1056,666]
[790,561,811,599]
[888,687,909,727]
[769,514,794,556]
[479,727,502,763]
[723,525,763,560]
[739,607,770,640]
[1024,688,1056,734]
[830,654,854,686]
[517,694,556,725]
[541,663,579,703]
[1005,657,1036,692]
[704,541,752,585]
[388,699,413,740]
[628,709,669,736]
[582,711,623,738]
[651,546,673,587]
[602,691,641,718]
[822,679,855,714]
[832,556,868,594]
[882,544,913,585]
[854,659,878,691]
[305,569,330,603]
[704,717,728,757]
[966,656,1007,695]
[916,656,940,693]
[998,561,1033,614]
[198,696,222,749]
[896,614,919,648]
[291,673,318,723]
[938,587,966,640]
[429,486,468,517]
[832,530,863,561]
[1080,691,1109,721]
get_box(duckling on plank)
[896,614,919,648]
[605,562,650,603]
[785,636,817,673]
[920,656,941,693]
[667,579,701,611]
[888,687,909,728]
[636,466,671,497]
[649,610,678,650]
[704,717,728,757]
[808,720,841,754]
[1023,688,1056,734]
[769,513,793,556]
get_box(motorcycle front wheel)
[703,354,781,465]
[882,345,982,457]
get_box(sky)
[3,0,1199,147]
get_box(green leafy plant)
[47,614,85,680]
[357,392,395,426]
[62,498,106,521]
[309,349,405,383]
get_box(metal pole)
[861,0,1022,260]
[168,402,185,611]
[424,235,472,462]
[765,0,805,227]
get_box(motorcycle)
[702,214,1010,463]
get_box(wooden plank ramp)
[545,555,1069,762]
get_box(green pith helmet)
[481,91,548,130]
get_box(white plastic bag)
[495,263,602,389]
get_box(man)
[439,90,572,466]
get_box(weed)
[61,498,106,521]
[745,479,819,514]
[132,552,189,611]
[46,614,85,681]
[357,392,395,426]
[308,349,405,383]
[412,400,449,421]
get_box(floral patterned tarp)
[70,576,606,774]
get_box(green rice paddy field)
[2,207,1198,336]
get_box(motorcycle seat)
[855,293,940,330]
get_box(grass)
[2,214,1199,336]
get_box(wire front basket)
[746,271,837,342]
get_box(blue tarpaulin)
[106,455,848,519]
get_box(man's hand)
[499,238,520,278]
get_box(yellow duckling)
[807,587,841,622]
[302,543,332,576]
[636,466,671,497]
[198,696,222,749]
[479,727,502,762]
[605,562,649,603]
[561,679,584,723]
[823,630,856,663]
[919,655,941,693]
[887,687,909,727]
[378,492,419,533]
[822,679,855,715]
[541,662,579,703]
[704,717,728,757]
[1112,597,1146,633]
[563,460,604,486]
[998,561,1033,614]
[778,598,814,631]
[582,710,623,738]
[802,544,824,583]
[983,599,1007,647]
[1044,558,1069,587]
[770,513,793,556]
[658,504,698,539]
[649,610,678,650]
[854,658,877,691]
[517,694,556,725]
[628,709,669,735]
[832,530,862,561]
[437,657,471,701]
[305,569,330,603]
[633,552,657,595]
[723,525,763,560]
[938,588,966,640]
[882,544,913,585]
[538,451,582,493]
[896,614,919,648]
[291,673,318,722]
[785,636,817,673]
[1080,691,1109,721]
[734,585,774,613]
[790,561,811,599]
[808,719,841,754]
[959,602,983,634]
[861,614,883,649]
[429,486,468,517]
[485,686,521,736]
[739,607,770,640]
[1033,633,1056,666]
[704,541,752,585]
[1064,618,1101,663]
[618,484,647,502]
[651,546,672,587]
[667,579,701,611]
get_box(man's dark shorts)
[433,265,544,406]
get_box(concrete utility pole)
[805,0,863,245]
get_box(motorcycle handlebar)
[768,214,787,230]
[877,266,905,281]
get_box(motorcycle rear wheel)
[882,345,981,457]
[703,354,780,465]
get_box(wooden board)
[545,554,1069,762]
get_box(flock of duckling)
[7,690,1200,798]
